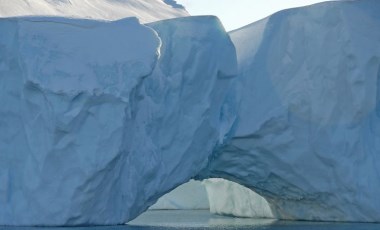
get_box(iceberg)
[1,0,380,226]
[120,15,237,222]
[0,16,160,226]
[198,0,380,222]
[0,15,237,226]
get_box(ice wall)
[198,0,380,222]
[377,65,380,117]
[0,15,237,226]
[121,16,237,221]
[0,17,160,226]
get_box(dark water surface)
[1,210,379,230]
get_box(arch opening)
[147,179,274,219]
[128,179,277,227]
[149,180,210,210]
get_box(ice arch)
[1,0,380,226]
[0,15,238,226]
[196,0,380,223]
[150,179,273,220]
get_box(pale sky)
[176,0,332,31]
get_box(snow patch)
[0,0,189,23]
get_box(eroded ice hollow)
[150,179,274,219]
[1,0,380,226]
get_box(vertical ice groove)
[377,65,380,117]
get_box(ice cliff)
[1,0,380,226]
[198,0,380,222]
[0,15,237,226]
[0,17,160,226]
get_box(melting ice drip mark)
[377,65,380,117]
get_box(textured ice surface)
[0,0,188,23]
[204,179,273,218]
[198,0,380,222]
[150,180,209,210]
[121,15,237,222]
[0,16,160,226]
[2,0,380,226]
[0,15,237,226]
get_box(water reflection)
[1,210,380,230]
[129,210,276,228]
[128,210,380,229]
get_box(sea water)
[1,210,379,230]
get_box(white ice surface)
[150,180,209,210]
[0,0,188,23]
[204,179,273,219]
